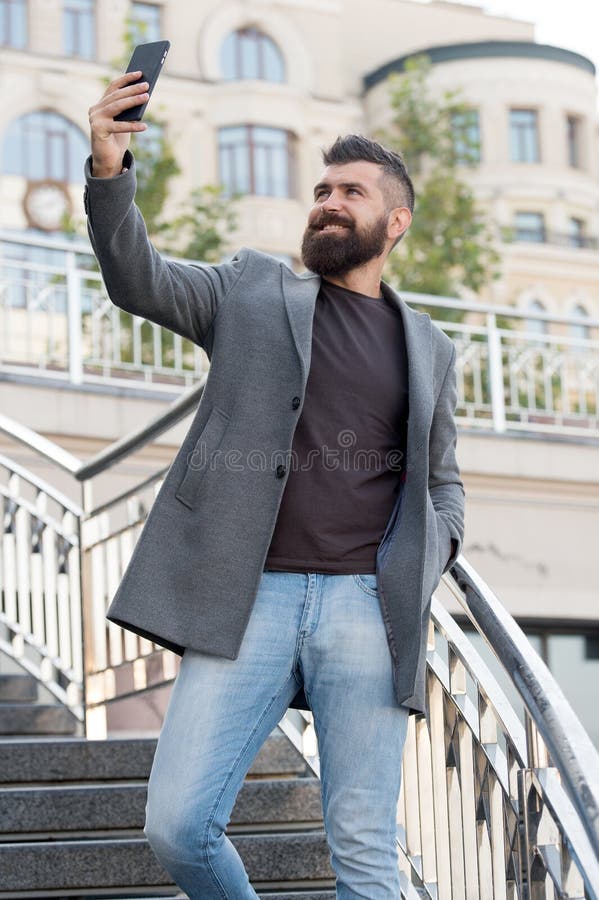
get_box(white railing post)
[487,310,507,433]
[65,250,83,385]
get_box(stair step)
[0,777,323,836]
[0,731,308,783]
[0,704,79,736]
[0,834,334,892]
[0,673,38,702]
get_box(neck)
[321,258,385,299]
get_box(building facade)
[2,0,598,326]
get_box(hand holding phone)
[88,41,170,178]
[114,41,170,122]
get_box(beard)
[301,211,389,277]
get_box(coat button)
[292,396,300,409]
[276,464,286,478]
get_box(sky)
[436,0,599,75]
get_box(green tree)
[379,55,501,314]
[156,184,240,262]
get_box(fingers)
[104,69,145,96]
[110,120,148,133]
[103,79,149,105]
[88,81,150,130]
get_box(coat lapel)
[380,280,433,457]
[280,265,320,388]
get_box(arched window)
[218,125,295,198]
[525,299,547,336]
[569,303,590,346]
[2,110,89,182]
[220,27,285,83]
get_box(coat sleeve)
[429,342,465,573]
[83,149,248,348]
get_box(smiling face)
[301,160,409,277]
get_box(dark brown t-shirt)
[263,278,409,574]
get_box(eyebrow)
[313,180,369,197]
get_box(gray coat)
[83,150,465,723]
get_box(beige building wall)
[1,0,543,266]
[2,0,597,314]
[364,49,599,316]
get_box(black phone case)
[114,40,170,122]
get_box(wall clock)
[23,180,72,232]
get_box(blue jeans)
[143,571,410,899]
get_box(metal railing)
[510,229,599,250]
[1,386,598,897]
[2,230,599,439]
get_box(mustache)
[310,213,354,231]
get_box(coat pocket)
[175,405,231,509]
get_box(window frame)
[221,26,285,83]
[63,0,96,60]
[566,114,582,169]
[514,211,546,244]
[129,0,161,45]
[509,108,540,163]
[450,108,481,165]
[218,124,296,199]
[0,0,27,48]
[2,109,89,183]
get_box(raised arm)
[85,72,247,347]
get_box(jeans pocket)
[352,573,379,597]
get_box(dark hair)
[322,134,415,214]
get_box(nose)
[320,189,341,211]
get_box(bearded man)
[85,71,465,899]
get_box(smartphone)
[114,40,170,122]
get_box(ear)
[388,207,412,243]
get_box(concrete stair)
[0,667,336,898]
[0,670,81,736]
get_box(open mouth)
[315,223,350,232]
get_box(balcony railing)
[2,232,599,442]
[509,229,599,250]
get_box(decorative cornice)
[364,40,596,92]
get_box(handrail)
[0,452,83,517]
[0,377,207,482]
[448,555,599,861]
[0,413,82,475]
[76,374,207,480]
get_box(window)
[130,2,160,44]
[569,304,590,344]
[2,111,89,182]
[514,212,545,244]
[525,299,547,336]
[568,217,585,248]
[220,27,285,83]
[218,126,295,198]
[64,0,94,59]
[567,115,581,168]
[0,0,27,48]
[510,109,539,163]
[451,109,481,164]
